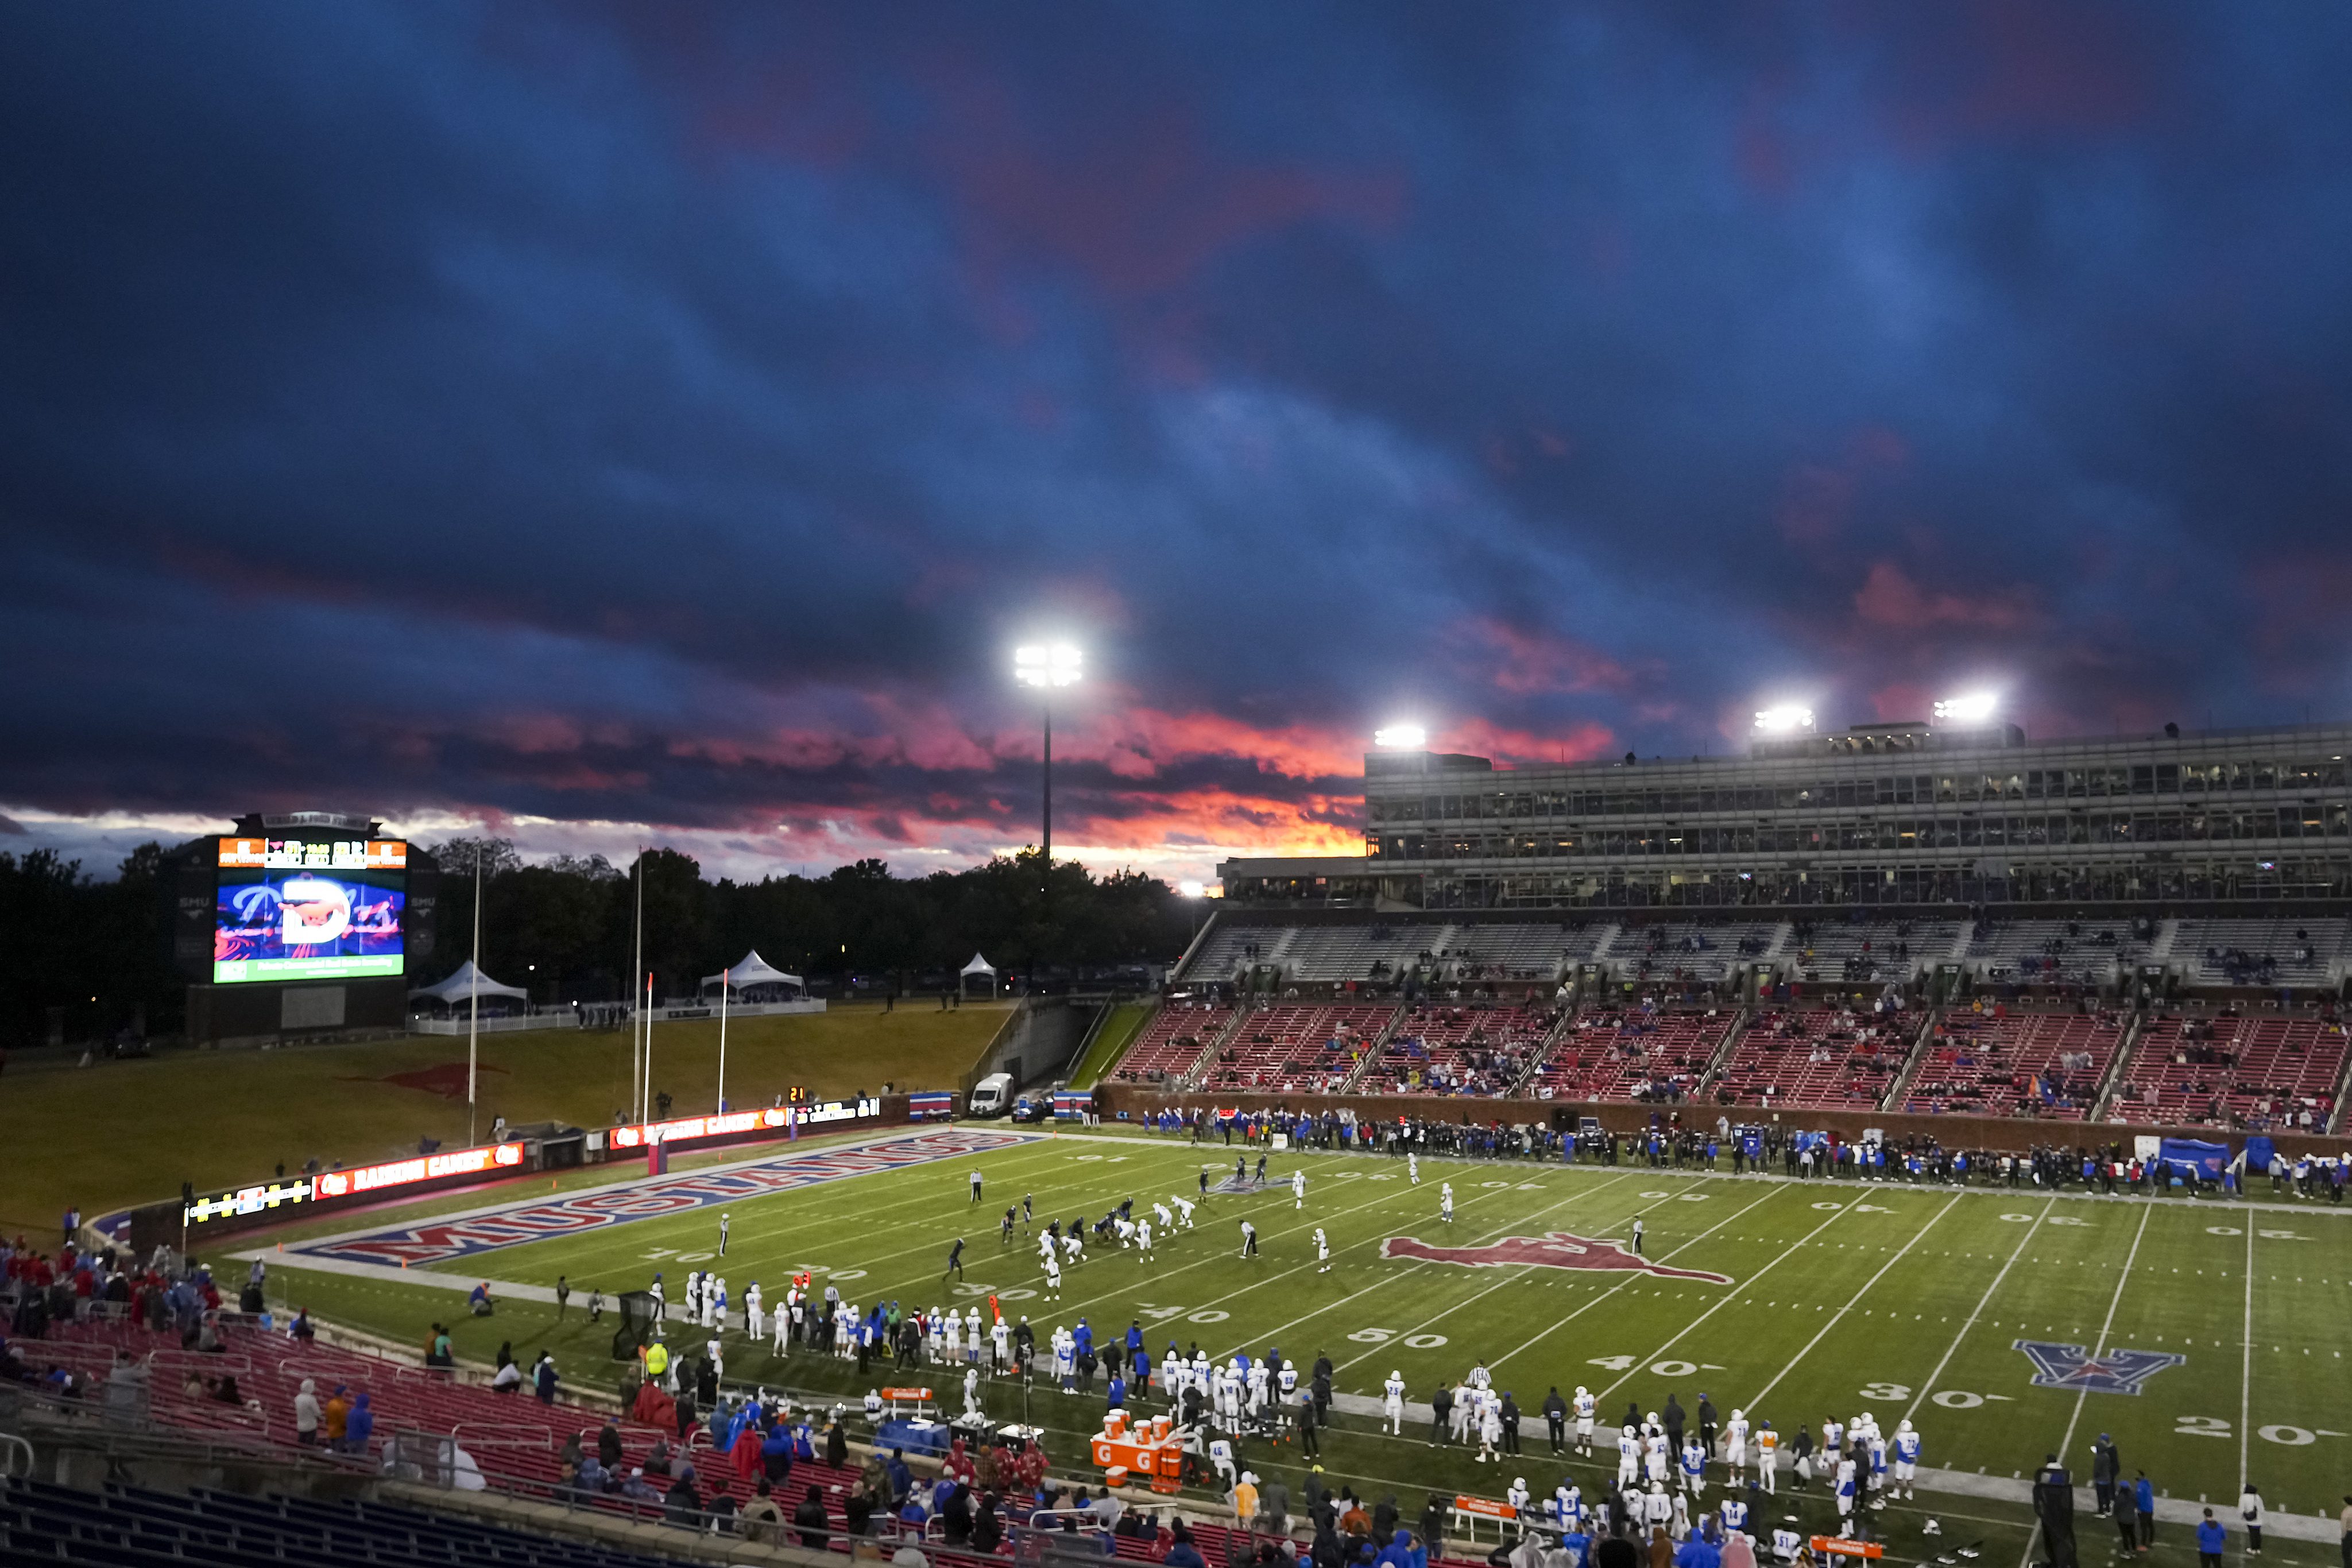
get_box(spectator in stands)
[293,1377,320,1445]
[794,1482,831,1548]
[621,1467,662,1504]
[598,1420,623,1472]
[741,1478,784,1543]
[577,1453,608,1495]
[289,1308,314,1341]
[323,1385,350,1449]
[344,1391,373,1455]
[974,1496,1005,1554]
[533,1349,558,1404]
[645,1435,673,1478]
[490,1342,522,1393]
[663,1464,703,1527]
[1165,1523,1208,1568]
[425,1323,454,1367]
[555,1457,589,1504]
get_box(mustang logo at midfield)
[1380,1232,1732,1284]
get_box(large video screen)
[214,837,407,984]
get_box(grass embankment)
[0,1002,1009,1229]
[1066,1000,1154,1089]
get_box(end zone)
[284,1125,1040,1269]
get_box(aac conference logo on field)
[2012,1339,2186,1396]
[1380,1231,1734,1284]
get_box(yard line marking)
[1487,1183,1788,1380]
[2053,1199,2153,1470]
[1595,1194,1858,1407]
[2238,1202,2253,1486]
[1899,1197,2055,1428]
[1743,1192,1962,1409]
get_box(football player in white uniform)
[1615,1425,1640,1489]
[1891,1419,1920,1500]
[1173,1194,1196,1229]
[1384,1371,1407,1434]
[1409,1152,1421,1185]
[1573,1385,1597,1456]
[1440,1182,1455,1224]
[1724,1408,1750,1484]
[1293,1170,1307,1209]
[1315,1228,1330,1273]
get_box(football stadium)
[12,8,2352,1568]
[9,710,2352,1568]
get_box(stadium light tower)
[1933,691,1999,723]
[1752,706,1815,733]
[1178,879,1206,941]
[1373,723,1427,749]
[1013,645,1081,963]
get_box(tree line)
[0,841,1197,1047]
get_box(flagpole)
[630,848,644,1125]
[643,970,655,1124]
[468,850,482,1146]
[718,967,729,1114]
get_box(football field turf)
[259,1127,2352,1562]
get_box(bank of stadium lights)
[1752,706,1815,733]
[1013,643,1082,689]
[1373,724,1427,749]
[1933,691,1999,723]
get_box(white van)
[969,1072,1015,1117]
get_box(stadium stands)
[1608,922,1782,986]
[0,1475,697,1568]
[2107,1013,2349,1130]
[1430,923,1606,983]
[1781,919,1963,984]
[1958,918,2153,986]
[1356,1002,1556,1095]
[2170,916,2351,990]
[1107,1001,1233,1084]
[1531,1009,1735,1102]
[1709,1008,1913,1109]
[1196,1003,1395,1093]
[1899,1008,2123,1120]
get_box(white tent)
[699,950,804,998]
[960,953,998,997]
[410,960,529,1007]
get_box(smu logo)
[1381,1232,1733,1284]
[2013,1340,2185,1396]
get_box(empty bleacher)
[1107,1001,1233,1083]
[1710,1008,1911,1109]
[1531,1009,1735,1102]
[0,1476,696,1568]
[1780,919,1961,984]
[2106,1013,2349,1130]
[1432,923,1604,982]
[1195,1002,1394,1092]
[1357,1002,1555,1095]
[1900,1008,2123,1120]
[1607,922,1781,986]
[1958,919,2153,985]
[2170,916,2351,990]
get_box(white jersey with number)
[1725,1415,1749,1461]
[1384,1374,1406,1410]
[1575,1392,1596,1432]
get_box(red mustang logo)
[1380,1232,1732,1284]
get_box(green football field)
[258,1128,2352,1566]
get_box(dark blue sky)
[5,3,2351,881]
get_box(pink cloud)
[1853,562,2038,631]
[1446,617,1642,696]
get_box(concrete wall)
[963,998,1099,1094]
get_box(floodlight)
[1014,644,1082,688]
[1751,706,1815,733]
[1373,724,1427,749]
[1932,692,1998,723]
[1178,880,1205,899]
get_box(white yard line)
[1595,1195,1859,1406]
[1743,1191,1962,1408]
[2238,1204,2254,1488]
[1898,1197,2055,1428]
[2053,1199,2153,1467]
